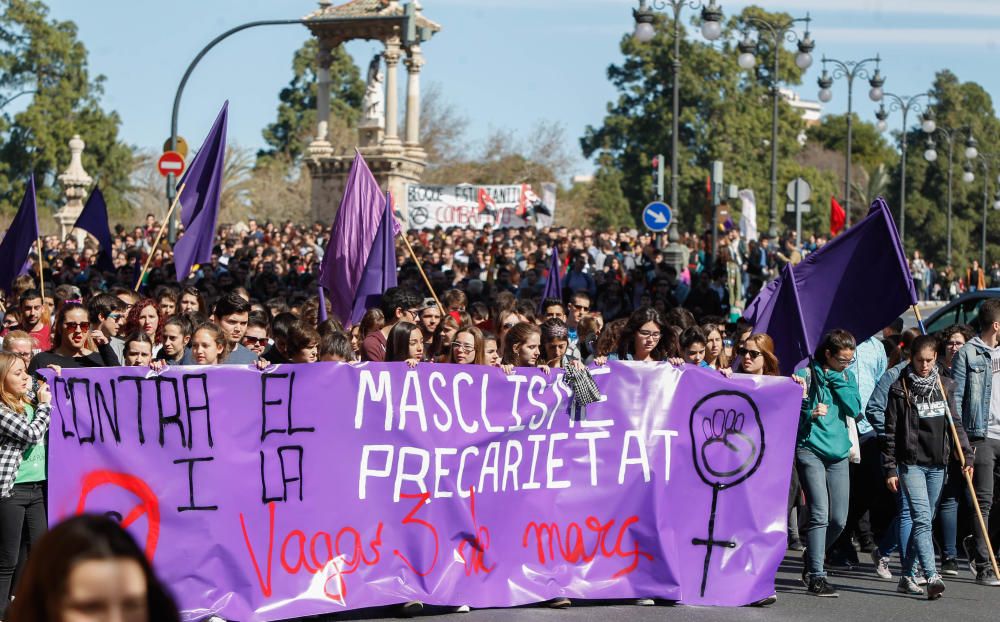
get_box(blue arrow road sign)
[642,201,672,232]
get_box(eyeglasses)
[946,341,965,348]
[835,356,857,366]
[451,342,475,353]
[108,313,124,321]
[406,308,421,319]
[64,321,90,332]
[637,330,661,340]
[737,347,762,360]
[570,303,590,312]
[243,336,268,346]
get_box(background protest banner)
[45,361,800,621]
[404,183,556,229]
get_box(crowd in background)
[0,212,999,614]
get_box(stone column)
[308,43,333,158]
[56,134,92,241]
[382,38,403,153]
[404,44,425,159]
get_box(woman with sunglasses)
[28,302,120,373]
[794,329,862,598]
[448,326,485,365]
[734,334,780,376]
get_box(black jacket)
[880,373,974,477]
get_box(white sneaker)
[870,550,892,580]
[635,598,655,606]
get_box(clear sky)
[37,0,1000,180]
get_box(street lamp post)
[632,0,723,243]
[167,19,307,243]
[922,121,977,266]
[875,91,930,247]
[816,55,884,227]
[962,153,1000,268]
[736,13,816,238]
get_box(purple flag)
[0,175,39,294]
[349,191,398,326]
[73,186,115,273]
[174,102,228,282]
[744,196,917,374]
[318,151,387,324]
[538,245,562,312]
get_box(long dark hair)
[51,301,90,350]
[8,514,180,622]
[616,306,678,361]
[385,321,420,362]
[501,322,541,365]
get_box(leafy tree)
[258,39,365,164]
[894,70,1000,267]
[0,0,133,220]
[587,153,635,229]
[582,6,810,234]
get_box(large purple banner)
[44,361,800,621]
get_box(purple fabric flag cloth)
[0,175,39,294]
[538,246,562,312]
[318,285,329,323]
[131,254,144,292]
[174,101,228,282]
[73,186,115,273]
[743,196,917,374]
[349,191,398,326]
[318,151,388,325]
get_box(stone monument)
[303,0,440,223]
[55,134,93,242]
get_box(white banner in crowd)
[404,183,556,230]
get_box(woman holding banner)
[500,323,548,374]
[881,334,973,599]
[0,351,53,619]
[795,329,862,598]
[609,307,678,362]
[385,322,424,368]
[448,326,486,365]
[28,302,120,372]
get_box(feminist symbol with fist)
[689,391,765,597]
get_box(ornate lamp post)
[816,55,884,227]
[875,91,930,246]
[962,153,1000,268]
[736,13,815,237]
[632,0,724,243]
[922,119,977,266]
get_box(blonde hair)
[0,352,28,413]
[2,330,34,352]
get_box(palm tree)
[851,163,890,211]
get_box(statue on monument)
[361,53,385,128]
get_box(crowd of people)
[0,213,998,616]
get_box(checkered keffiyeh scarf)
[562,356,602,419]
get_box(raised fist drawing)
[700,408,758,480]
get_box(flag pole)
[398,232,445,316]
[912,304,1000,578]
[136,182,186,292]
[36,237,45,300]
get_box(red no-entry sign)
[157,151,186,177]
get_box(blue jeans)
[898,464,945,579]
[796,447,850,579]
[935,462,963,559]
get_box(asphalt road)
[304,552,998,622]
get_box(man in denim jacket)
[952,298,1000,586]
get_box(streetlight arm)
[822,56,880,86]
[169,19,306,152]
[0,89,38,110]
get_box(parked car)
[923,289,1000,333]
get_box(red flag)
[830,195,846,237]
